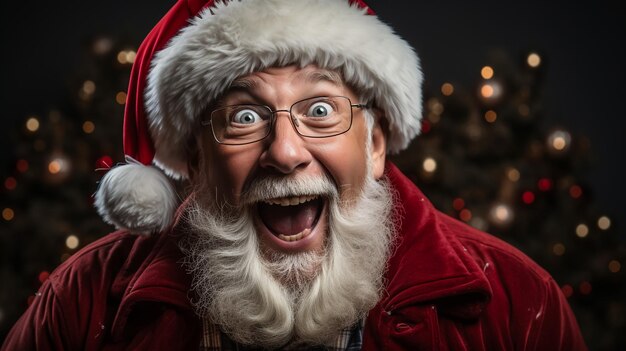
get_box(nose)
[259,111,312,174]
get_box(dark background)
[1,0,625,346]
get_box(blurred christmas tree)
[0,37,623,349]
[390,50,624,349]
[0,36,129,340]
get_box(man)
[3,0,586,350]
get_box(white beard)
[180,173,395,348]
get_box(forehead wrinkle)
[301,69,344,88]
[219,68,345,107]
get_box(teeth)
[263,195,317,206]
[278,228,312,242]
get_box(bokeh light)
[522,191,535,204]
[4,177,17,190]
[452,198,465,211]
[481,66,494,79]
[479,81,503,102]
[48,160,62,174]
[507,168,520,182]
[422,157,437,173]
[561,284,574,298]
[115,91,127,105]
[441,83,454,96]
[597,216,611,230]
[47,154,71,178]
[489,203,514,227]
[117,50,137,64]
[65,235,80,250]
[547,130,571,153]
[575,224,589,238]
[82,80,96,95]
[527,52,541,67]
[459,209,472,222]
[538,178,553,192]
[553,243,566,256]
[16,159,29,173]
[481,84,494,98]
[579,281,592,295]
[484,110,497,123]
[26,117,40,132]
[569,185,583,199]
[38,271,50,284]
[2,208,15,221]
[92,37,113,55]
[82,121,95,134]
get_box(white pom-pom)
[94,162,178,235]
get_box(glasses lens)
[291,96,352,137]
[210,105,272,144]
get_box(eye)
[306,102,334,118]
[232,109,261,124]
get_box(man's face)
[198,65,386,255]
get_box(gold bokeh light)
[481,66,494,79]
[423,158,437,173]
[82,121,95,134]
[441,83,454,96]
[527,52,541,67]
[26,117,40,132]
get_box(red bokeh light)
[4,177,17,190]
[452,198,465,211]
[561,284,574,298]
[579,281,592,295]
[16,159,29,173]
[522,191,535,204]
[38,271,50,284]
[537,178,553,192]
[459,209,472,222]
[569,185,583,199]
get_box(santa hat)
[95,0,423,234]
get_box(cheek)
[207,146,261,202]
[310,133,369,199]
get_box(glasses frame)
[201,96,369,145]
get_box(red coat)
[2,163,586,350]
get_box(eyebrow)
[229,77,259,91]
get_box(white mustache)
[240,174,338,205]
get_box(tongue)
[258,199,321,236]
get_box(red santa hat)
[95,0,423,234]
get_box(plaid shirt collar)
[200,317,364,350]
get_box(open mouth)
[257,195,325,242]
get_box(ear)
[186,134,202,181]
[369,109,387,180]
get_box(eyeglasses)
[202,96,368,145]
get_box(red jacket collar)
[382,162,492,318]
